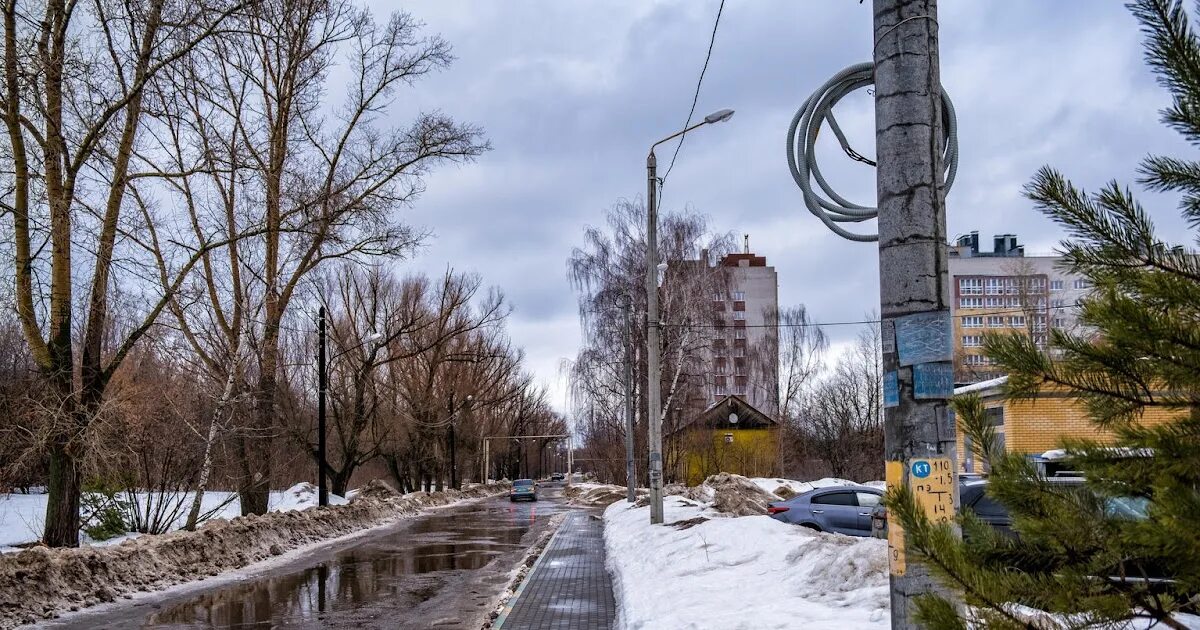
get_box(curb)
[492,512,576,629]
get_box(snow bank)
[605,496,889,630]
[0,482,509,629]
[0,484,349,552]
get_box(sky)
[362,1,1195,415]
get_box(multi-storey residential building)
[705,237,779,417]
[949,232,1089,384]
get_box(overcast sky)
[365,1,1194,414]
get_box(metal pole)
[645,150,664,524]
[873,1,959,627]
[317,306,328,507]
[482,439,489,484]
[624,300,636,503]
[448,398,458,490]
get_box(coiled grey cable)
[786,62,958,242]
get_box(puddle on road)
[141,496,563,628]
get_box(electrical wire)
[661,300,1084,329]
[662,0,726,188]
[786,62,958,242]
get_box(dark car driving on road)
[766,485,883,536]
[510,478,538,502]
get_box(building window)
[984,278,1003,295]
[987,316,1004,328]
[732,311,746,321]
[1050,298,1065,308]
[1004,278,1020,295]
[964,354,989,366]
[1050,279,1064,291]
[1073,279,1091,290]
[962,335,983,348]
[959,297,982,309]
[959,278,982,295]
[1033,316,1047,332]
[732,290,745,301]
[714,376,726,387]
[734,347,746,358]
[1034,335,1047,347]
[1009,315,1026,328]
[1028,277,1046,291]
[1007,297,1021,308]
[734,329,746,339]
[1053,316,1067,328]
[962,316,983,328]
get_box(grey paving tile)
[503,512,615,630]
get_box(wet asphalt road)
[44,484,571,630]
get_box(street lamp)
[448,394,472,490]
[317,306,382,507]
[645,108,734,524]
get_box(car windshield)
[1105,495,1149,519]
[514,480,534,487]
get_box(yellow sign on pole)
[885,460,906,576]
[910,457,955,525]
[887,457,956,577]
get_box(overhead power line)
[661,0,727,190]
[661,301,1085,329]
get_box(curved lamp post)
[645,108,734,524]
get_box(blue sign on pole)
[911,460,932,478]
[913,362,954,399]
[894,312,952,366]
[883,371,900,408]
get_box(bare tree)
[155,0,489,514]
[567,200,733,484]
[793,322,883,480]
[0,0,259,547]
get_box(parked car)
[766,485,883,536]
[550,472,565,481]
[510,478,538,502]
[871,476,1151,540]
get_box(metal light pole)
[623,299,636,503]
[645,108,734,524]
[317,307,328,507]
[316,313,381,507]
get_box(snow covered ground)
[605,493,889,630]
[0,482,347,552]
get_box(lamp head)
[703,108,735,124]
[364,331,384,343]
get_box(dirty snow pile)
[605,475,889,629]
[564,483,641,507]
[0,481,508,629]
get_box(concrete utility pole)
[645,151,665,524]
[872,1,959,628]
[623,301,636,503]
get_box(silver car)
[766,486,883,536]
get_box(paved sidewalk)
[499,511,616,630]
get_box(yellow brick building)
[953,376,1181,472]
